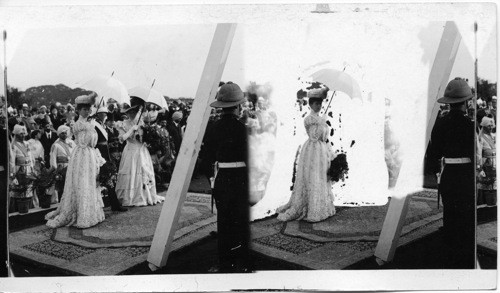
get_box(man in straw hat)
[202,82,251,273]
[93,106,127,212]
[429,77,475,268]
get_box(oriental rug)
[477,220,497,253]
[9,193,217,275]
[250,189,444,269]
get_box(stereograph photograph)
[0,2,497,292]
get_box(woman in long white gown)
[115,96,164,206]
[45,94,106,228]
[277,88,336,222]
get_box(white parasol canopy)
[81,74,129,107]
[128,86,168,109]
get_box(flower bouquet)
[141,124,171,155]
[9,170,36,213]
[31,166,57,208]
[10,170,35,197]
[328,153,349,182]
[98,160,118,195]
[478,159,496,187]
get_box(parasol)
[128,86,168,109]
[81,73,129,107]
[309,68,362,100]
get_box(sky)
[0,4,496,99]
[5,25,234,98]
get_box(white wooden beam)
[147,23,237,269]
[374,21,461,263]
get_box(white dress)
[276,112,336,222]
[45,116,105,228]
[115,119,164,206]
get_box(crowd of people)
[0,81,269,273]
[2,77,494,272]
[476,96,496,207]
[2,95,196,213]
[1,82,276,214]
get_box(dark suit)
[40,131,58,167]
[166,121,182,155]
[95,122,123,211]
[106,126,121,155]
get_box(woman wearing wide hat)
[45,93,106,228]
[276,87,336,222]
[429,77,475,268]
[115,95,165,206]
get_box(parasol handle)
[322,65,346,118]
[322,89,337,119]
[135,106,144,126]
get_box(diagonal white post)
[374,21,461,263]
[147,23,237,270]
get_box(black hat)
[106,112,115,121]
[39,119,49,127]
[126,96,146,113]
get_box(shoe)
[112,206,128,212]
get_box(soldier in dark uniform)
[203,82,251,273]
[93,107,127,212]
[429,77,475,268]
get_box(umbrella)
[81,74,129,107]
[308,68,363,100]
[128,86,168,109]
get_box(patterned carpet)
[477,220,497,253]
[10,189,491,274]
[9,193,217,275]
[250,190,444,269]
[281,192,440,242]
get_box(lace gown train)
[45,116,105,229]
[277,112,336,222]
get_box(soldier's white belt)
[210,161,246,188]
[444,158,471,164]
[217,162,246,168]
